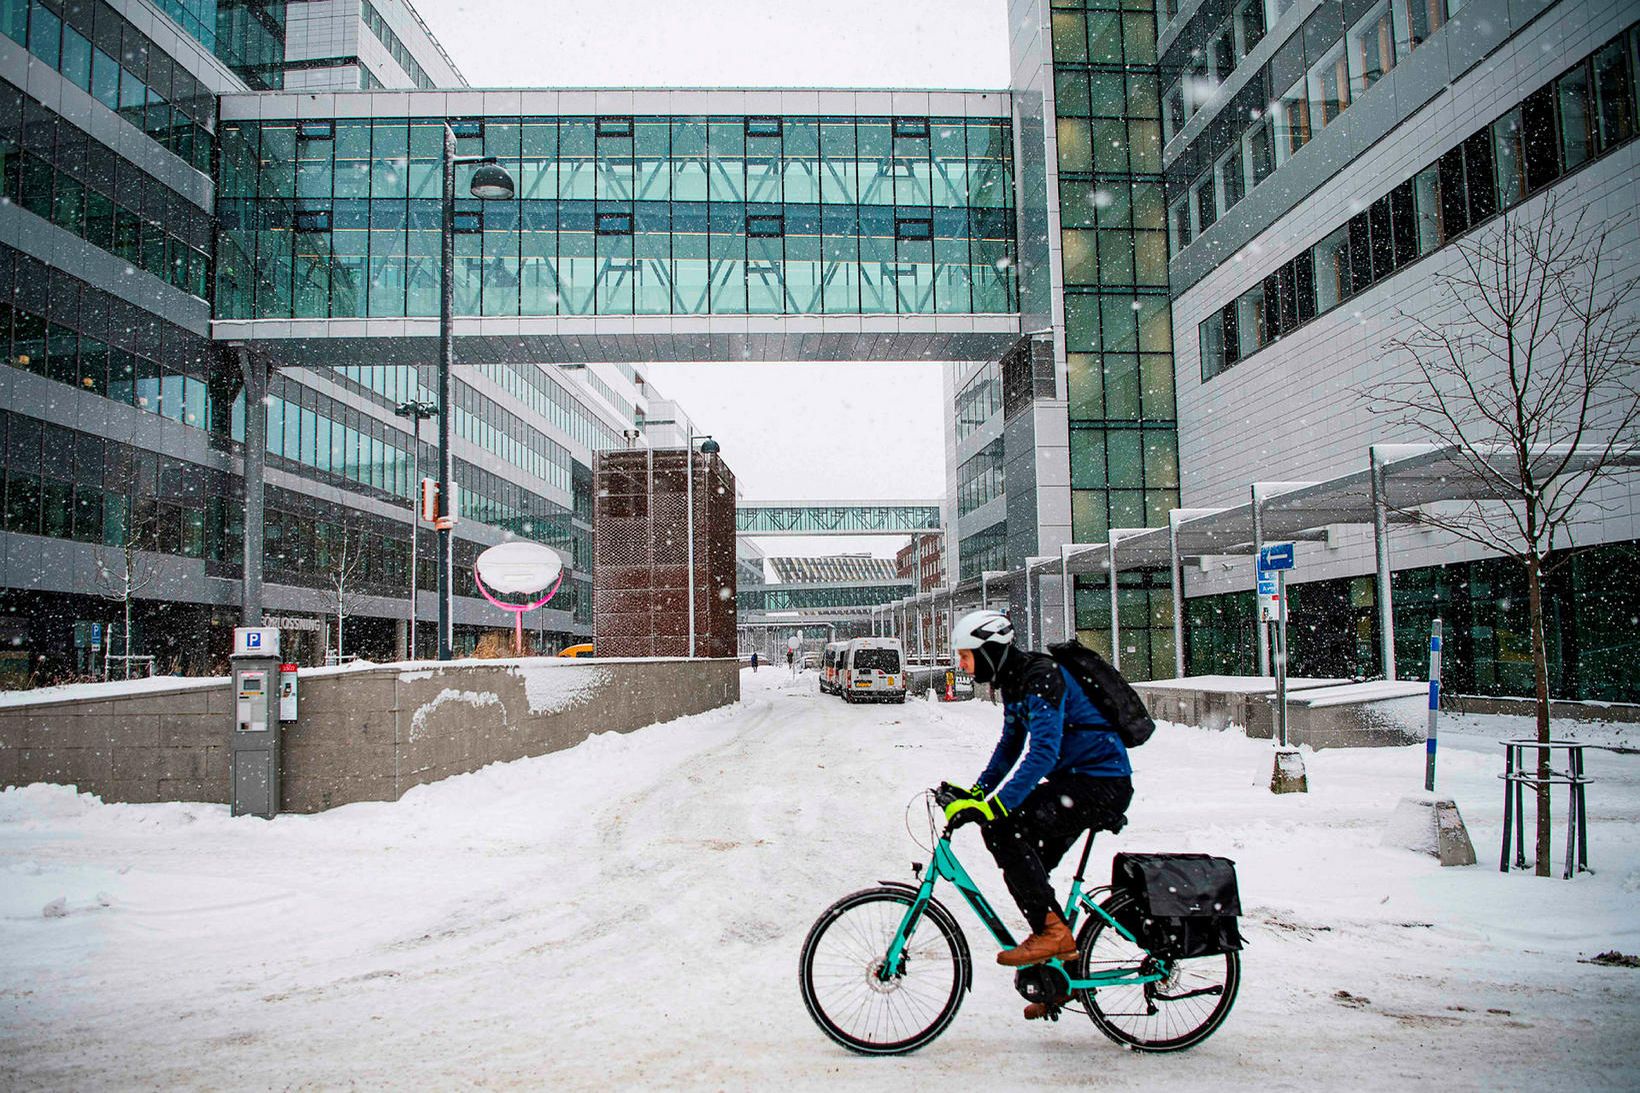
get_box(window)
[1217,145,1246,213]
[1212,29,1236,81]
[1245,115,1275,185]
[1236,0,1266,55]
[449,119,483,139]
[1491,110,1526,208]
[297,121,334,140]
[596,117,634,139]
[1275,78,1310,163]
[451,210,481,233]
[746,214,784,237]
[1313,224,1351,311]
[1349,1,1399,97]
[595,211,632,235]
[1399,0,1446,51]
[1170,196,1192,254]
[1163,83,1185,143]
[745,117,782,138]
[1308,40,1351,129]
[1557,65,1595,172]
[294,209,331,232]
[1592,42,1635,151]
[1519,84,1561,192]
[893,117,929,139]
[895,217,932,241]
[1194,176,1217,233]
[1435,143,1469,240]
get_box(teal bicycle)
[798,789,1241,1055]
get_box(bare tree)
[93,500,159,680]
[321,518,371,664]
[1367,196,1640,877]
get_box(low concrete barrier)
[0,657,739,811]
[1133,675,1427,749]
[1133,676,1350,736]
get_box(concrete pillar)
[238,347,267,628]
[1371,447,1397,681]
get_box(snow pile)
[0,673,1636,1088]
[407,689,503,740]
[0,674,224,708]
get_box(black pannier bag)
[1111,852,1244,960]
[1047,638,1156,748]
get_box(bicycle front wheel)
[799,887,970,1055]
[1074,893,1240,1052]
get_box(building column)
[238,346,267,628]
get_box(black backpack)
[1047,638,1156,748]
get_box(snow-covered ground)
[2,669,1637,1090]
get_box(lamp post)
[688,434,718,658]
[436,123,515,661]
[394,398,437,660]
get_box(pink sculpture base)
[472,569,564,654]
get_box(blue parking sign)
[247,632,261,649]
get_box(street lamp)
[689,434,718,658]
[394,398,438,660]
[436,124,515,661]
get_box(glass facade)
[1183,543,1640,703]
[213,114,1017,320]
[1199,21,1640,380]
[957,437,1005,516]
[1054,0,1180,678]
[0,0,219,172]
[1162,0,1468,252]
[0,81,214,301]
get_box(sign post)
[1258,544,1305,793]
[1426,618,1442,792]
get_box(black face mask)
[969,641,1008,685]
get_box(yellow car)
[558,643,595,658]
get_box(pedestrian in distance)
[939,609,1134,1020]
[751,651,759,672]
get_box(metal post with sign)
[230,626,283,818]
[1258,544,1306,793]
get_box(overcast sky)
[413,0,1008,557]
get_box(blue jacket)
[975,650,1131,814]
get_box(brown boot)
[1024,989,1072,1020]
[997,912,1078,967]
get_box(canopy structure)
[886,442,1640,678]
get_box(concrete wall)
[0,658,739,811]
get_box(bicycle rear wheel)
[1073,893,1240,1052]
[799,887,970,1055]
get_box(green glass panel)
[1052,12,1088,63]
[1106,430,1142,488]
[1067,353,1103,420]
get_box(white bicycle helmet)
[952,609,1014,684]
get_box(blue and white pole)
[1425,618,1442,792]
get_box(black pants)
[982,772,1133,934]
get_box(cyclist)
[941,609,1133,1020]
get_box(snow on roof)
[1292,680,1431,708]
[1133,675,1352,694]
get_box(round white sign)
[787,635,803,652]
[474,541,563,595]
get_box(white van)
[841,638,906,703]
[820,641,849,695]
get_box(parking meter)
[230,626,282,818]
